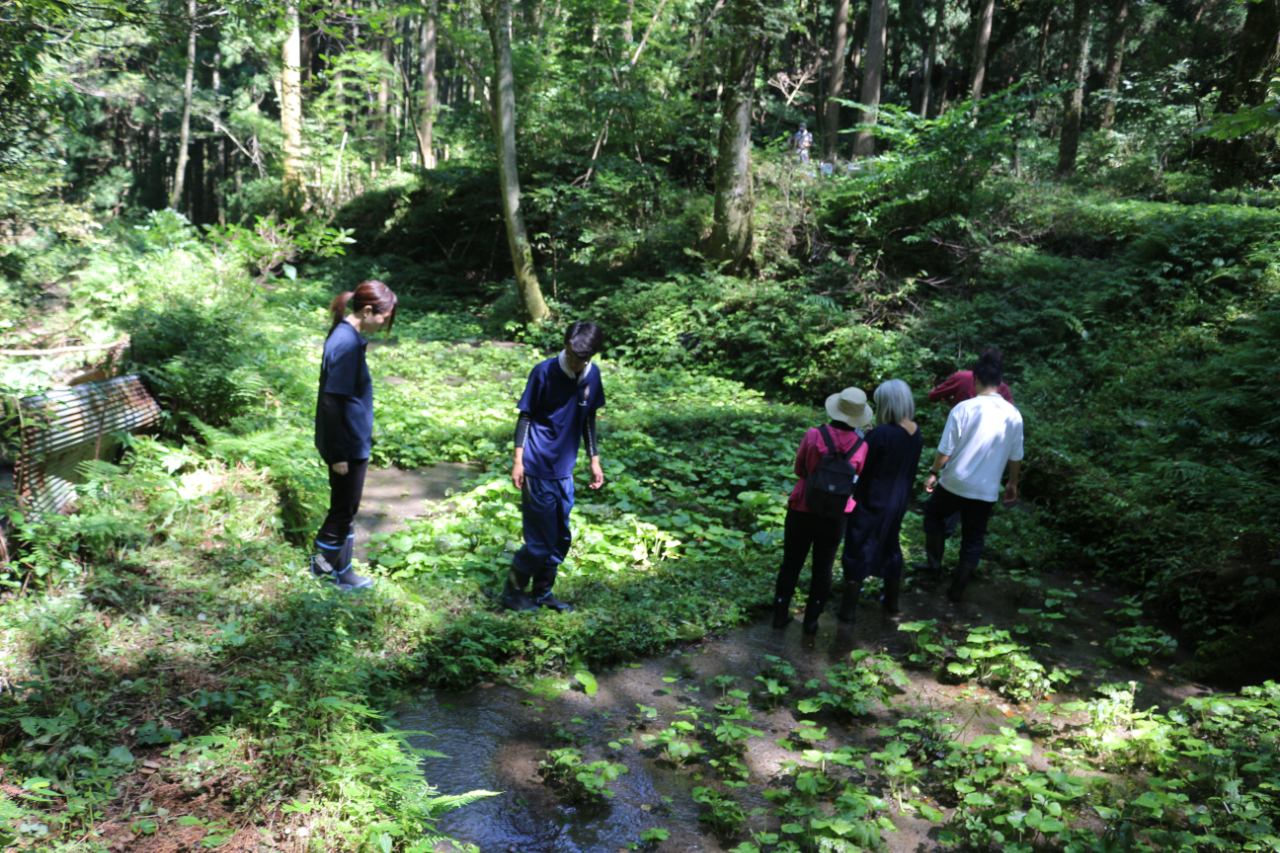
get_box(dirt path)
[354,462,476,562]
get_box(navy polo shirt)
[517,357,606,479]
[315,322,373,464]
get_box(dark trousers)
[775,509,848,604]
[922,485,994,566]
[513,475,574,597]
[315,458,369,575]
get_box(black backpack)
[804,425,864,519]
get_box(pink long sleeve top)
[787,424,870,515]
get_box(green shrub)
[124,301,307,426]
[538,747,629,803]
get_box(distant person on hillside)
[920,353,1023,603]
[503,321,607,614]
[312,280,398,592]
[915,346,1013,568]
[926,346,1013,408]
[773,387,871,635]
[792,122,813,164]
[835,380,924,624]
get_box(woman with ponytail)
[312,280,398,591]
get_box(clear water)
[394,617,881,853]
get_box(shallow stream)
[393,568,1210,853]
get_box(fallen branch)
[0,339,128,357]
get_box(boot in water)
[911,532,946,573]
[802,595,827,635]
[771,597,794,629]
[834,578,863,625]
[947,562,977,603]
[882,577,901,615]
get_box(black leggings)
[317,458,369,551]
[774,508,848,604]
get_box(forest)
[1,0,1279,849]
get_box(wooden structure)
[14,376,162,514]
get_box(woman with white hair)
[834,379,924,622]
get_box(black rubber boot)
[771,597,794,629]
[310,551,340,584]
[834,578,863,624]
[536,591,575,613]
[531,567,574,613]
[802,596,826,635]
[911,532,946,573]
[882,577,901,615]
[335,565,375,591]
[947,562,978,603]
[313,531,372,592]
[501,568,538,612]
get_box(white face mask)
[558,349,594,383]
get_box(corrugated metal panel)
[15,376,162,515]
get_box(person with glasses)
[502,321,607,613]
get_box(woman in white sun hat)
[772,387,871,635]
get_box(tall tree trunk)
[299,18,314,87]
[851,0,888,157]
[1099,0,1128,129]
[191,139,206,224]
[419,10,438,168]
[1030,0,1052,119]
[919,0,944,118]
[170,0,197,210]
[483,0,549,322]
[1056,0,1091,176]
[708,10,765,275]
[376,35,392,165]
[823,0,850,162]
[281,2,305,201]
[1215,0,1280,114]
[969,0,994,109]
[1035,0,1052,82]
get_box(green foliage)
[753,655,796,711]
[643,713,707,767]
[538,747,629,803]
[1061,682,1173,770]
[1105,625,1178,666]
[204,215,356,285]
[124,300,307,426]
[584,271,928,401]
[366,343,809,586]
[945,626,1077,704]
[796,650,907,719]
[823,86,1053,247]
[691,786,747,837]
[898,620,950,669]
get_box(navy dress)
[840,424,924,581]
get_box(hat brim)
[825,392,873,428]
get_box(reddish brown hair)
[329,280,398,332]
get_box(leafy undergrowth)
[0,338,811,850]
[2,301,1276,850]
[522,643,1280,853]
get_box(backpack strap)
[818,424,839,456]
[820,424,862,462]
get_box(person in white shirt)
[920,354,1023,602]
